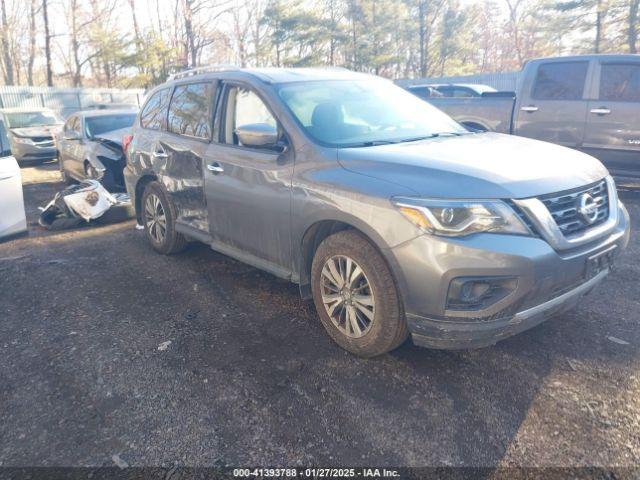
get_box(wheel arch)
[460,120,489,132]
[134,174,159,224]
[297,216,397,300]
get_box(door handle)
[152,145,168,159]
[207,162,224,174]
[590,107,611,115]
[521,105,538,113]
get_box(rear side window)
[140,88,170,130]
[532,62,589,100]
[168,83,213,139]
[599,63,640,102]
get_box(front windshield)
[85,114,136,138]
[5,111,62,129]
[277,79,467,147]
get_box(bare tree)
[1,0,14,84]
[630,0,639,53]
[42,0,53,86]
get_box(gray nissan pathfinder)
[124,66,630,357]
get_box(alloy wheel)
[320,255,375,338]
[144,193,167,244]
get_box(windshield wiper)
[342,140,399,148]
[398,132,466,143]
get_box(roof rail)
[168,64,239,81]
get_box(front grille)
[539,180,609,236]
[31,136,53,143]
[505,200,539,236]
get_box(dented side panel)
[158,134,209,233]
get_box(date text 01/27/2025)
[232,467,401,478]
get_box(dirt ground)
[1,162,639,470]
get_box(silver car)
[57,109,137,190]
[0,107,63,163]
[124,67,630,357]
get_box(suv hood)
[11,125,61,138]
[337,132,608,199]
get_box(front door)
[204,83,294,276]
[514,60,591,148]
[583,61,640,176]
[59,115,83,177]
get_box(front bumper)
[10,140,57,162]
[389,202,630,349]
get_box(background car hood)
[11,125,61,138]
[93,127,131,145]
[337,132,609,199]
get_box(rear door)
[583,61,640,176]
[159,81,215,233]
[204,82,294,276]
[514,60,591,148]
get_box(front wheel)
[311,230,408,357]
[141,181,187,255]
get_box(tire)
[311,230,408,357]
[140,181,187,255]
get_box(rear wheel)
[311,230,408,357]
[141,181,187,255]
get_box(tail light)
[122,134,133,155]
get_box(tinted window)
[140,88,170,130]
[532,62,588,100]
[600,63,640,102]
[168,83,213,139]
[408,87,431,99]
[85,114,136,138]
[223,87,276,145]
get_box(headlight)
[392,197,531,237]
[12,136,34,145]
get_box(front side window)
[277,79,466,147]
[532,61,589,100]
[167,83,213,139]
[599,63,640,102]
[223,87,277,145]
[4,110,62,128]
[85,114,136,139]
[140,88,170,130]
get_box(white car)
[0,119,27,240]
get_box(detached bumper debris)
[39,180,133,230]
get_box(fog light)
[446,276,517,311]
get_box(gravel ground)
[1,162,639,469]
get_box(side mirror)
[235,123,279,149]
[64,131,81,141]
